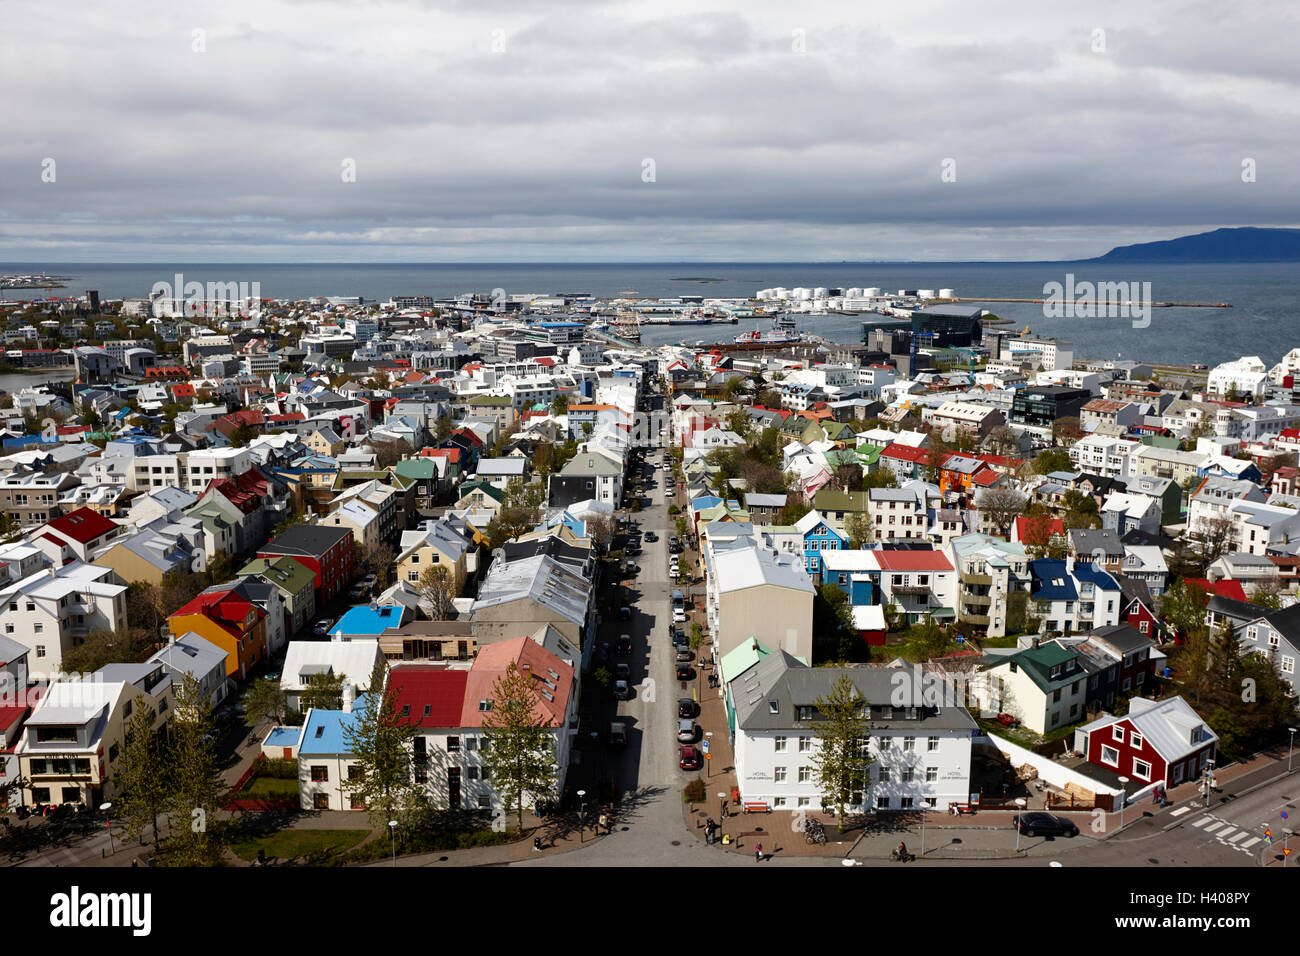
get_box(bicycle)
[804,819,826,845]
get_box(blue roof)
[1030,559,1079,601]
[330,604,405,637]
[266,726,304,747]
[298,697,370,755]
[690,496,723,513]
[1072,561,1120,590]
[540,321,584,328]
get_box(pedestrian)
[754,842,763,863]
[533,836,543,852]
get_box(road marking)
[1190,815,1213,828]
[1170,806,1193,818]
[1226,831,1251,844]
[1203,822,1226,833]
[1240,837,1261,849]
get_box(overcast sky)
[1,0,1296,261]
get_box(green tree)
[551,394,569,415]
[1033,449,1073,475]
[300,671,347,713]
[909,616,954,661]
[115,695,169,847]
[845,511,873,549]
[344,659,419,828]
[165,675,227,866]
[810,673,872,831]
[480,661,558,829]
[244,678,287,726]
[60,627,155,674]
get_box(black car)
[645,531,658,542]
[678,698,700,719]
[676,665,694,681]
[616,635,633,655]
[671,628,688,649]
[1015,812,1079,838]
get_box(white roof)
[712,545,815,595]
[281,640,381,692]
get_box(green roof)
[394,458,438,480]
[238,555,315,595]
[988,643,1082,692]
[813,488,870,513]
[469,395,512,406]
[1141,434,1180,449]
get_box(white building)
[729,652,976,813]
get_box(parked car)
[616,634,633,655]
[679,745,702,771]
[676,665,694,681]
[678,698,700,719]
[313,619,332,636]
[617,606,632,621]
[615,663,631,682]
[672,607,687,623]
[675,648,692,663]
[610,721,628,748]
[360,573,377,588]
[645,531,657,542]
[613,679,632,700]
[1015,812,1079,838]
[676,719,699,743]
[671,627,688,648]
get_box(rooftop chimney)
[342,682,356,713]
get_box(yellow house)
[395,524,471,594]
[304,427,345,458]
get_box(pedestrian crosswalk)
[1188,814,1262,856]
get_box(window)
[876,796,890,809]
[798,735,811,752]
[900,797,914,809]
[467,767,479,780]
[350,793,366,809]
[1132,758,1152,780]
[797,797,810,808]
[925,767,938,783]
[774,766,787,783]
[33,623,42,633]
[902,737,915,752]
[798,767,811,784]
[773,797,787,808]
[1112,726,1125,743]
[466,737,478,752]
[927,736,939,752]
[774,736,787,752]
[481,766,490,781]
[1270,634,1280,648]
[3,625,11,635]
[347,765,364,781]
[447,736,460,752]
[901,768,915,783]
[1100,746,1119,766]
[1283,657,1296,675]
[311,765,328,782]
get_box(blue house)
[329,604,409,640]
[795,509,847,575]
[818,550,877,606]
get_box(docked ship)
[733,313,801,345]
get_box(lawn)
[242,777,300,798]
[229,828,371,862]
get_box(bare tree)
[1199,517,1234,565]
[585,513,615,551]
[977,486,1027,536]
[419,565,459,620]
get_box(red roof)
[45,507,118,544]
[387,666,469,727]
[172,586,266,632]
[971,469,1002,486]
[421,447,461,463]
[1014,515,1065,543]
[881,443,930,464]
[1184,578,1249,603]
[873,550,954,572]
[267,412,304,423]
[534,357,556,367]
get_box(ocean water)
[1,261,1296,366]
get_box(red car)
[679,745,702,771]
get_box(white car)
[672,607,687,623]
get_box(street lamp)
[705,732,713,779]
[577,790,587,842]
[388,820,397,868]
[1117,777,1129,830]
[1014,798,1026,853]
[1204,758,1216,808]
[100,802,114,855]
[1289,727,1296,772]
[718,791,726,821]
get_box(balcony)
[963,592,991,607]
[961,610,991,626]
[960,571,992,587]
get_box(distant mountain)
[1088,227,1300,263]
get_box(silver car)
[676,719,699,743]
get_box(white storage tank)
[917,289,935,299]
[864,287,881,298]
[796,288,812,300]
[939,288,955,299]
[814,287,829,298]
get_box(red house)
[1078,695,1218,791]
[258,524,354,606]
